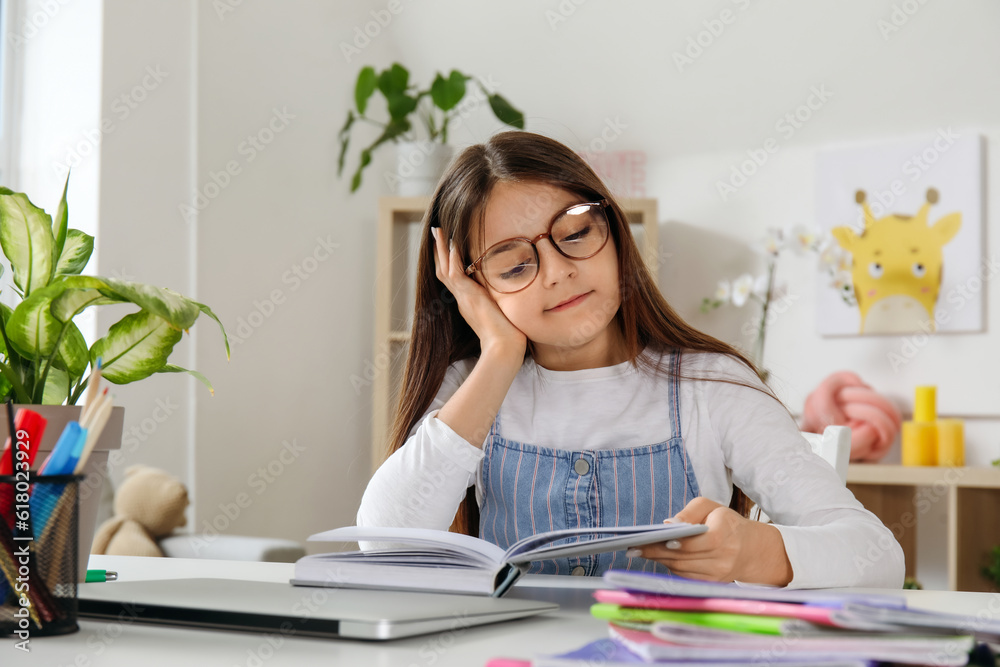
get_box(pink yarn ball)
[800,371,903,462]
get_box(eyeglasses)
[465,200,611,294]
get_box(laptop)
[77,578,558,640]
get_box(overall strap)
[668,349,683,441]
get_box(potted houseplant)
[0,178,229,404]
[0,175,229,564]
[337,62,525,194]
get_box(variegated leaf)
[194,301,231,360]
[5,282,89,377]
[102,277,201,330]
[51,277,128,323]
[90,310,184,384]
[54,229,94,276]
[0,303,9,357]
[0,192,55,296]
[52,173,70,275]
[41,365,72,405]
[0,304,12,400]
[159,363,215,395]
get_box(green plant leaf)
[90,310,184,384]
[0,304,31,403]
[54,229,94,276]
[52,173,70,276]
[0,364,13,403]
[5,282,90,377]
[158,363,214,396]
[0,305,11,400]
[385,92,418,121]
[349,118,410,192]
[337,111,355,177]
[488,93,525,129]
[101,277,202,330]
[0,303,9,357]
[193,301,231,360]
[51,286,126,323]
[430,71,467,112]
[0,192,55,297]
[41,365,71,405]
[377,63,409,97]
[355,66,377,115]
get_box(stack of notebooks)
[489,570,1000,666]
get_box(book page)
[603,571,906,608]
[504,523,708,564]
[308,525,506,566]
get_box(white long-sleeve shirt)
[357,349,904,589]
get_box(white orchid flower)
[788,224,820,255]
[761,229,783,256]
[752,273,770,300]
[818,242,842,269]
[732,273,754,307]
[714,280,732,302]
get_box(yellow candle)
[902,421,937,466]
[914,386,937,423]
[936,419,965,467]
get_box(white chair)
[800,425,851,485]
[753,426,851,524]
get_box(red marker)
[0,409,48,528]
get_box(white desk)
[8,555,1000,666]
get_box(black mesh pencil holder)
[0,474,82,637]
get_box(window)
[0,0,24,188]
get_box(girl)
[357,131,904,589]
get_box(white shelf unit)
[847,463,1000,591]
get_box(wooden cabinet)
[847,464,1000,591]
[371,196,660,473]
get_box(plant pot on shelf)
[3,405,124,581]
[394,141,453,197]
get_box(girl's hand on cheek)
[431,227,527,358]
[628,497,793,586]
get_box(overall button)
[571,566,586,576]
[573,459,590,475]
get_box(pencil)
[74,394,112,474]
[80,387,107,432]
[81,358,103,424]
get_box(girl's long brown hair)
[385,131,761,535]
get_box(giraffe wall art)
[832,188,961,335]
[816,130,983,337]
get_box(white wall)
[12,0,998,587]
[190,1,398,546]
[96,0,197,511]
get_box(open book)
[291,523,708,597]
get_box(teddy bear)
[91,465,189,557]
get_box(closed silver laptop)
[78,578,558,640]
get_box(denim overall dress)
[478,351,701,576]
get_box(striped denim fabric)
[478,351,701,576]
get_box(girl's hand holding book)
[431,226,527,359]
[630,497,794,587]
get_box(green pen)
[590,603,790,635]
[85,569,118,583]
